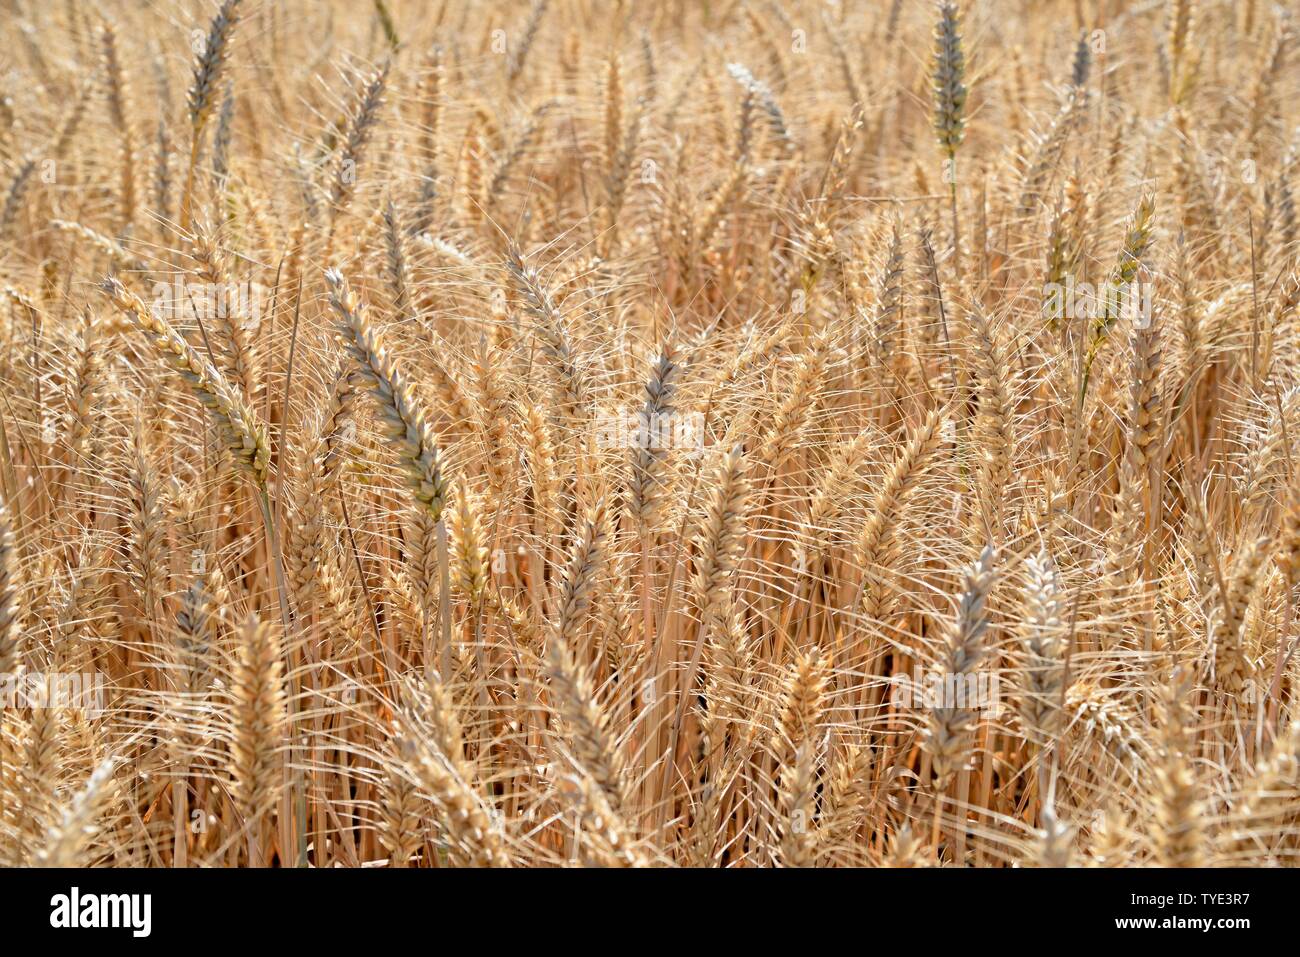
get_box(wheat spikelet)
[923,545,998,786]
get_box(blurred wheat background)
[0,0,1298,867]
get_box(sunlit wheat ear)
[325,268,450,521]
[691,446,751,623]
[522,403,559,540]
[505,244,591,421]
[49,219,144,273]
[394,676,510,867]
[125,417,166,614]
[561,774,648,868]
[10,707,61,863]
[1042,188,1082,333]
[285,412,329,583]
[507,0,551,86]
[1016,550,1068,748]
[99,277,270,488]
[330,59,390,215]
[1089,805,1133,867]
[923,545,998,787]
[228,615,286,845]
[819,746,876,863]
[967,308,1013,533]
[35,758,116,867]
[1121,305,1162,485]
[470,335,513,496]
[174,578,214,695]
[210,81,235,186]
[772,649,830,761]
[778,742,819,868]
[1065,683,1148,768]
[0,500,17,676]
[856,406,947,618]
[376,735,425,867]
[754,332,831,472]
[727,61,794,155]
[1222,721,1300,863]
[1018,89,1083,213]
[545,625,630,816]
[0,157,37,243]
[1215,535,1269,695]
[885,825,933,867]
[801,429,873,558]
[377,738,421,868]
[872,218,905,360]
[319,361,360,487]
[541,498,630,811]
[628,340,683,528]
[61,309,104,471]
[189,217,256,399]
[1032,800,1075,867]
[447,478,489,607]
[551,497,609,645]
[772,649,829,868]
[381,198,413,319]
[702,599,756,733]
[1149,672,1204,867]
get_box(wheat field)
[0,0,1297,869]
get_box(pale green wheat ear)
[187,0,244,134]
[1080,194,1157,400]
[931,0,968,275]
[1072,30,1092,88]
[181,0,244,230]
[931,1,968,160]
